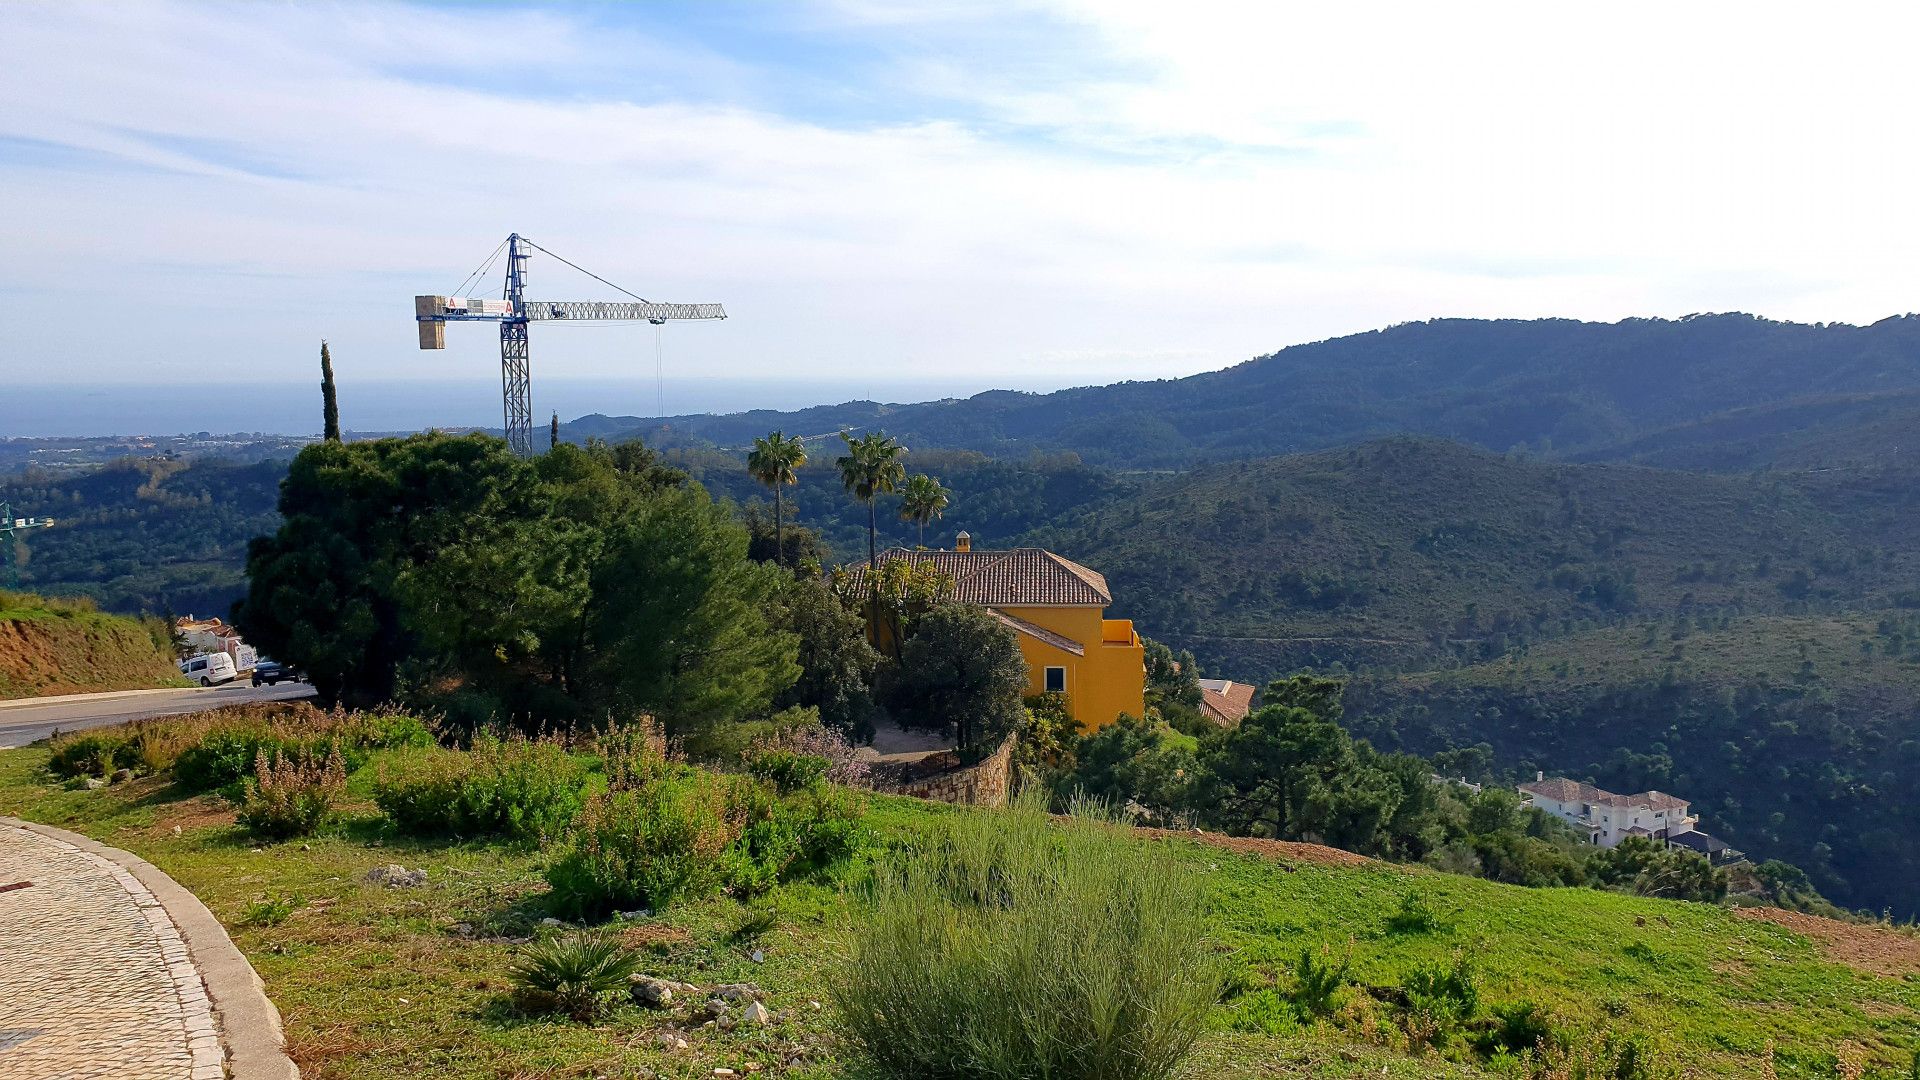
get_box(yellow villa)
[864,532,1146,730]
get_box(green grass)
[2,741,1917,1079]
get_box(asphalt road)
[0,682,317,749]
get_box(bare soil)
[1735,906,1920,978]
[1137,827,1379,868]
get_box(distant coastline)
[0,376,1070,439]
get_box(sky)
[4,0,1920,418]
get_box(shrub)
[597,716,673,793]
[373,735,584,841]
[170,708,433,793]
[1474,999,1553,1056]
[1290,946,1350,1019]
[1403,954,1479,1045]
[545,773,745,918]
[507,932,643,1021]
[747,749,830,793]
[830,793,1220,1080]
[1385,889,1444,935]
[237,748,346,839]
[47,731,140,779]
[743,722,870,787]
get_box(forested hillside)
[0,456,284,616]
[575,313,1920,468]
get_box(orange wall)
[997,604,1145,731]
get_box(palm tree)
[899,473,950,548]
[747,430,808,565]
[836,430,907,567]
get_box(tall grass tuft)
[830,790,1220,1080]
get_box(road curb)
[1,816,300,1080]
[0,686,200,711]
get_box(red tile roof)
[1519,778,1692,812]
[1197,679,1255,726]
[856,547,1112,607]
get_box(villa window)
[1044,666,1066,693]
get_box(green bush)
[1385,889,1444,935]
[47,732,140,779]
[507,932,643,1021]
[237,748,346,839]
[746,748,829,793]
[372,735,584,841]
[830,793,1220,1080]
[1473,999,1553,1056]
[546,765,871,919]
[1403,954,1479,1044]
[173,712,433,794]
[1290,946,1349,1019]
[546,773,744,918]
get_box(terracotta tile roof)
[1519,778,1692,813]
[985,609,1085,656]
[857,547,1112,607]
[1197,679,1255,726]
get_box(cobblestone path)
[0,824,223,1080]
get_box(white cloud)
[2,0,1918,411]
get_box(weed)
[830,791,1220,1080]
[1290,946,1350,1019]
[1385,888,1444,934]
[237,748,345,839]
[241,896,302,927]
[728,899,779,943]
[1403,953,1479,1046]
[506,932,643,1022]
[1475,999,1553,1056]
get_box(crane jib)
[414,296,726,324]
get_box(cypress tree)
[550,412,560,451]
[320,340,341,443]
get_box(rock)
[629,976,676,1009]
[653,1031,688,1051]
[538,917,564,928]
[750,949,765,963]
[713,983,763,1004]
[109,768,135,785]
[171,825,183,836]
[702,998,731,1020]
[807,1000,821,1010]
[81,777,106,790]
[448,923,475,937]
[618,909,651,920]
[364,864,427,888]
[741,1000,771,1026]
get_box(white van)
[180,652,237,687]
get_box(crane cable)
[655,322,665,416]
[448,236,509,299]
[521,238,654,305]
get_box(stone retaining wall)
[891,736,1014,807]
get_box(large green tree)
[237,433,796,731]
[883,604,1026,762]
[747,431,808,566]
[773,575,881,740]
[835,430,906,566]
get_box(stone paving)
[0,824,223,1080]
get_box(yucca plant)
[507,933,643,1021]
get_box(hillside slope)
[1028,438,1920,676]
[574,312,1920,468]
[0,592,181,698]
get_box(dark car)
[251,659,303,687]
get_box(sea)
[0,376,1071,439]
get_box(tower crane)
[414,234,726,456]
[1,502,54,590]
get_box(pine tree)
[320,341,341,442]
